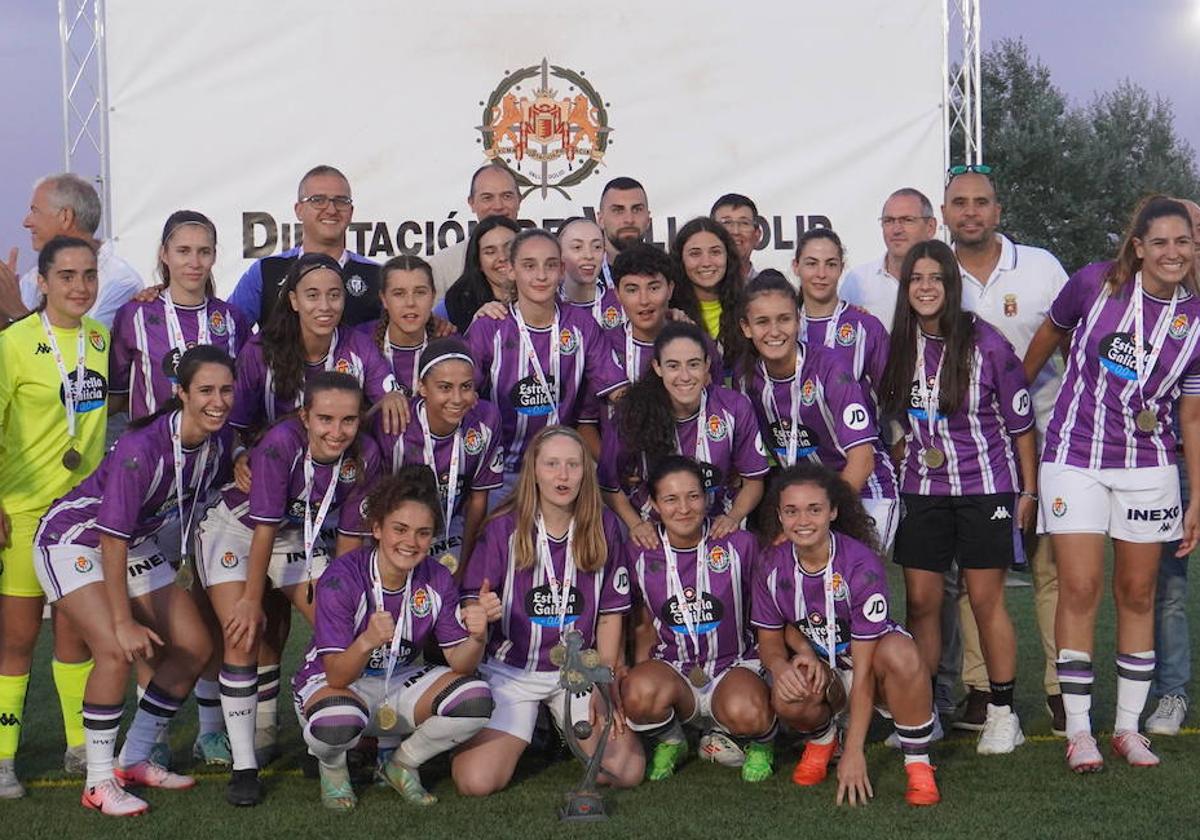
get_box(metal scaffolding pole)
[58,0,111,239]
[943,0,984,170]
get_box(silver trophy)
[550,628,616,821]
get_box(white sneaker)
[0,759,25,799]
[1145,695,1188,736]
[976,704,1025,754]
[698,731,745,768]
[82,778,149,816]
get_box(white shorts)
[1039,462,1182,542]
[196,501,330,590]
[676,659,764,732]
[862,497,899,554]
[479,658,591,743]
[37,537,175,603]
[295,663,448,736]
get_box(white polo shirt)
[19,239,145,330]
[957,234,1068,436]
[839,253,899,333]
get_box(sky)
[3,1,1199,275]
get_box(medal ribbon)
[40,312,86,441]
[302,451,343,583]
[386,337,426,396]
[915,332,945,460]
[793,535,838,670]
[170,411,212,557]
[799,300,849,350]
[761,344,808,467]
[162,290,210,364]
[371,549,412,703]
[512,304,560,423]
[418,400,461,553]
[1132,271,1180,409]
[676,389,713,465]
[659,525,709,672]
[536,513,576,639]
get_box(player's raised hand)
[364,609,396,649]
[460,600,488,641]
[477,578,502,622]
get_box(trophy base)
[560,790,607,821]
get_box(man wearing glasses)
[942,164,1070,738]
[229,164,381,328]
[711,193,761,282]
[839,187,937,333]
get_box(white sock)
[1056,649,1093,738]
[195,678,224,736]
[256,665,280,733]
[82,702,123,788]
[220,664,258,770]
[302,696,369,769]
[396,715,488,768]
[118,683,182,766]
[1115,651,1155,733]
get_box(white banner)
[104,0,946,296]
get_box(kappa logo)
[707,544,730,574]
[990,506,1012,521]
[463,427,485,455]
[346,274,368,297]
[35,342,52,355]
[706,414,728,442]
[410,587,432,618]
[0,713,18,726]
[1169,313,1190,340]
[1003,293,1018,317]
[835,322,857,347]
[477,58,612,200]
[559,327,578,355]
[1051,497,1067,517]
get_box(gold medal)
[549,642,567,667]
[377,703,399,731]
[175,555,194,590]
[688,665,710,688]
[1136,409,1157,433]
[438,552,458,574]
[922,447,945,469]
[62,447,82,470]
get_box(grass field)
[7,560,1200,839]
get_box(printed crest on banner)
[477,58,612,199]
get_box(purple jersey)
[465,304,627,471]
[230,328,397,431]
[109,295,250,419]
[740,345,896,501]
[599,384,770,517]
[293,547,469,691]
[578,324,725,425]
[630,527,758,675]
[220,416,379,537]
[751,533,894,670]
[1044,262,1200,469]
[899,319,1033,495]
[561,284,625,331]
[352,321,427,397]
[800,303,890,399]
[36,411,233,548]
[462,509,631,672]
[374,397,505,509]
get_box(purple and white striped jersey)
[800,305,890,397]
[461,509,631,672]
[751,533,895,670]
[230,328,397,431]
[1044,262,1200,469]
[374,398,505,504]
[109,294,250,419]
[561,284,625,331]
[739,346,896,501]
[351,321,427,397]
[465,304,627,472]
[598,384,770,517]
[220,416,379,538]
[293,547,469,691]
[578,324,725,425]
[899,319,1033,495]
[36,411,233,549]
[630,527,758,677]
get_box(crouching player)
[622,456,776,783]
[752,464,940,806]
[292,469,497,810]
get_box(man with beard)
[596,177,652,288]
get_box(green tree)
[974,38,1200,273]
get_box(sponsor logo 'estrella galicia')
[61,369,108,414]
[525,583,582,627]
[770,420,819,460]
[907,377,947,421]
[1099,332,1149,381]
[661,587,724,635]
[510,375,555,416]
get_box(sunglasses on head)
[945,163,993,186]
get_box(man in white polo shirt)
[944,167,1070,736]
[839,187,937,333]
[427,163,522,298]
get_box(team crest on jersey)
[334,357,353,375]
[835,322,856,346]
[830,572,848,601]
[800,378,817,406]
[602,305,621,329]
[463,427,485,455]
[74,556,93,573]
[1052,497,1067,517]
[209,310,228,336]
[559,328,578,355]
[338,460,359,483]
[346,275,368,297]
[88,330,106,352]
[221,551,238,569]
[707,544,730,574]
[1169,314,1190,340]
[410,587,432,618]
[1003,294,1018,317]
[705,414,728,441]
